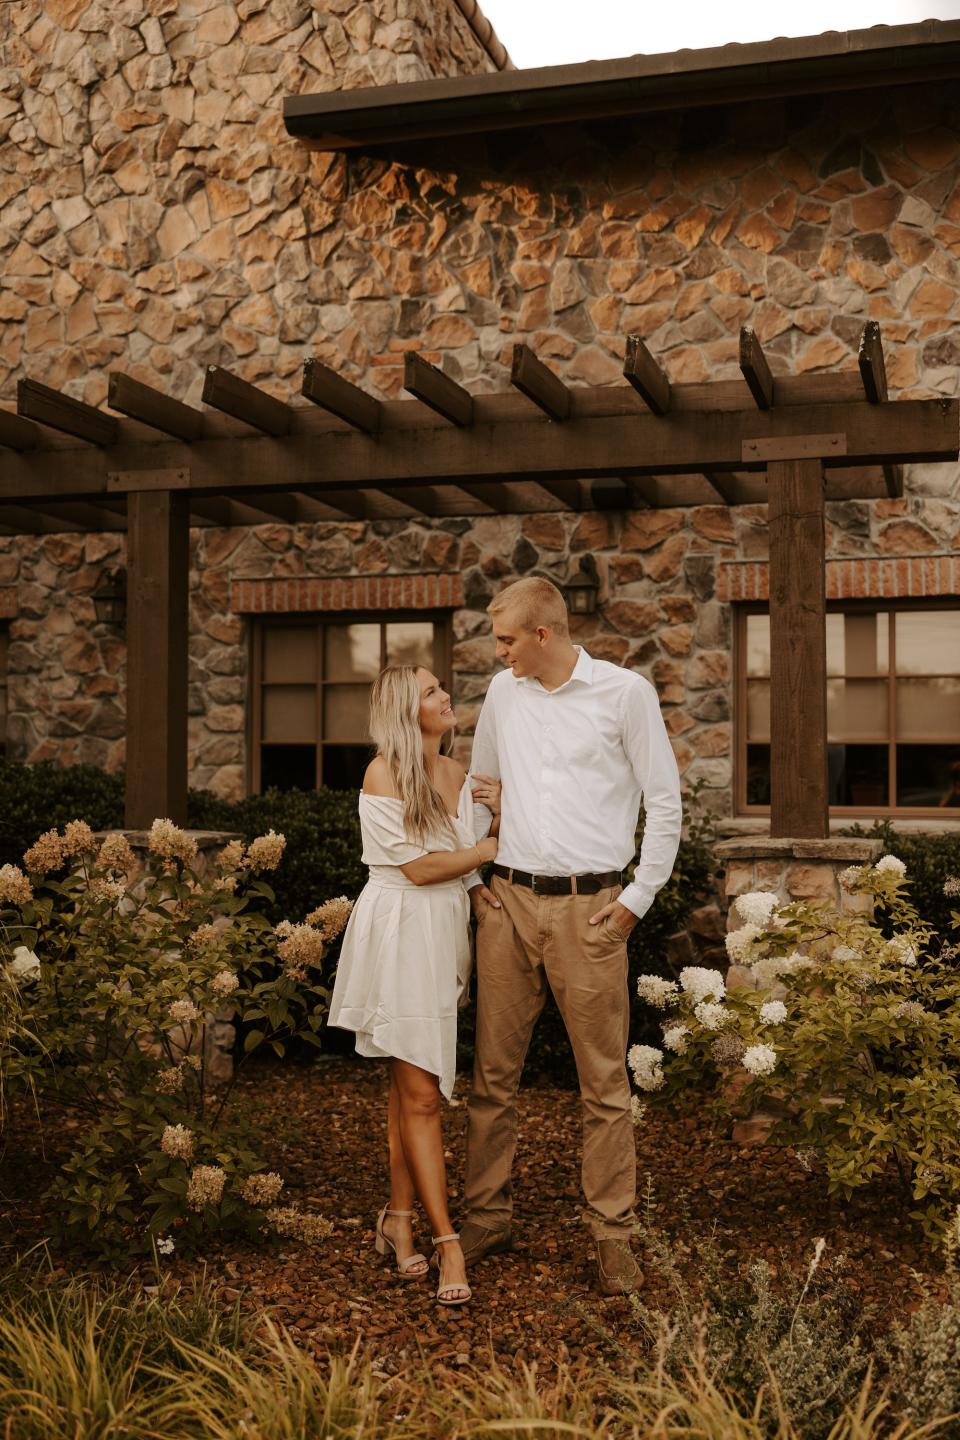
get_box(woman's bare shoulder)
[438,754,467,788]
[362,756,398,797]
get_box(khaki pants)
[464,873,636,1240]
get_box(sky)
[479,0,960,68]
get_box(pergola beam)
[108,372,204,442]
[510,344,571,421]
[739,327,774,410]
[623,335,671,415]
[0,408,39,452]
[403,352,473,426]
[857,322,903,498]
[18,378,119,446]
[202,366,293,437]
[302,358,382,432]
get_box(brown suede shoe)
[595,1239,642,1296]
[459,1220,513,1265]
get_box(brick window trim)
[718,554,960,603]
[0,587,17,620]
[231,573,464,614]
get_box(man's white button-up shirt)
[469,647,682,919]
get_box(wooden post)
[125,488,189,828]
[767,458,828,839]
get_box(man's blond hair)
[487,576,570,635]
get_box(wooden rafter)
[302,358,382,433]
[202,366,292,437]
[0,408,39,452]
[511,344,571,421]
[857,321,902,498]
[109,372,204,442]
[739,327,774,410]
[403,352,473,426]
[623,335,671,415]
[18,378,119,446]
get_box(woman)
[329,665,499,1306]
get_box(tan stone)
[903,129,960,172]
[785,863,836,900]
[570,513,618,551]
[602,601,661,636]
[461,257,494,297]
[664,348,708,383]
[752,300,790,343]
[422,532,459,568]
[566,347,622,384]
[621,510,684,552]
[694,726,729,756]
[794,306,830,334]
[876,520,939,554]
[45,0,90,27]
[850,186,901,232]
[795,335,849,373]
[675,281,711,321]
[909,278,955,318]
[517,287,552,331]
[690,506,734,543]
[845,257,888,293]
[521,514,566,550]
[198,5,241,44]
[659,624,692,656]
[885,348,919,391]
[25,307,63,351]
[723,859,757,897]
[674,205,712,250]
[766,190,797,230]
[623,268,677,304]
[687,650,730,688]
[645,533,688,583]
[736,213,781,253]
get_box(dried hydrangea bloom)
[0,864,32,906]
[266,1205,333,1245]
[90,877,126,903]
[188,923,221,950]
[98,833,136,874]
[23,829,66,874]
[211,969,239,998]
[305,896,354,941]
[734,891,780,928]
[184,1054,202,1071]
[156,1065,185,1094]
[218,839,245,871]
[276,921,325,979]
[635,974,679,1008]
[242,1171,284,1206]
[187,1164,226,1211]
[679,966,725,1003]
[246,830,286,872]
[943,876,960,898]
[711,1033,746,1070]
[160,1123,194,1162]
[148,818,198,866]
[630,1096,647,1126]
[742,1043,778,1076]
[168,997,199,1025]
[894,1000,927,1023]
[62,820,97,857]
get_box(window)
[251,613,452,793]
[737,605,960,815]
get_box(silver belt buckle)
[529,872,539,895]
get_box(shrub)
[842,819,960,945]
[0,760,124,865]
[631,856,960,1240]
[0,819,348,1255]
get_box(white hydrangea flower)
[628,1043,665,1092]
[630,1096,647,1126]
[832,944,860,963]
[725,924,763,963]
[875,854,906,877]
[662,1023,689,1054]
[693,1000,730,1030]
[742,1043,778,1076]
[735,891,780,928]
[885,935,917,968]
[679,966,725,1003]
[943,876,960,898]
[838,865,863,891]
[636,974,679,1008]
[759,1000,787,1025]
[156,1236,175,1256]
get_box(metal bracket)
[741,433,847,463]
[107,468,190,492]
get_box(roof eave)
[283,20,960,149]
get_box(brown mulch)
[0,1056,939,1370]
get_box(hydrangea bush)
[0,819,351,1256]
[631,855,960,1240]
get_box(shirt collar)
[517,646,595,691]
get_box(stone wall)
[0,4,958,810]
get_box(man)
[464,575,682,1295]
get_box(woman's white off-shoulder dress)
[328,780,478,1099]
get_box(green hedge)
[842,820,960,945]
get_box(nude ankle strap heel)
[431,1232,471,1307]
[374,1205,428,1279]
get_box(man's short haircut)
[487,576,570,635]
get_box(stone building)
[0,2,958,834]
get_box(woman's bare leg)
[391,1057,468,1299]
[382,1066,428,1273]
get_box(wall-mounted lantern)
[564,554,600,616]
[92,567,127,627]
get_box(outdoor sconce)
[564,554,600,616]
[92,567,127,627]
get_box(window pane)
[324,684,371,742]
[322,743,373,790]
[896,611,960,675]
[386,622,435,670]
[746,680,770,742]
[263,686,316,743]
[745,744,771,805]
[897,746,960,808]
[827,679,888,742]
[263,626,316,684]
[830,745,889,807]
[897,677,960,740]
[324,624,380,683]
[745,615,769,677]
[828,612,888,677]
[260,744,316,792]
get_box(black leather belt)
[492,864,624,896]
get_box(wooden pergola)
[1,322,957,837]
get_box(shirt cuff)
[617,879,654,921]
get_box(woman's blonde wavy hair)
[368,665,455,845]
